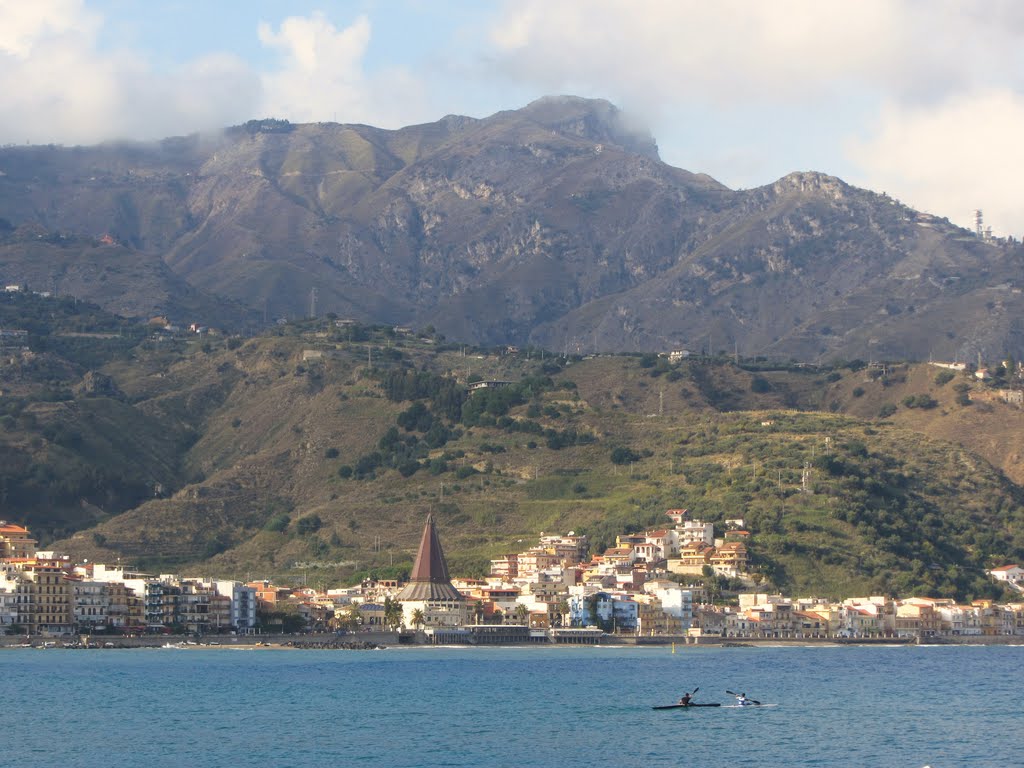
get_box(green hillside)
[0,307,1016,601]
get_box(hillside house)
[989,564,1024,589]
[999,390,1024,407]
[668,541,714,575]
[489,553,519,579]
[600,547,636,567]
[467,379,512,391]
[710,542,748,577]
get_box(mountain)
[1,96,1023,360]
[0,224,254,328]
[0,289,1017,598]
[0,315,1008,600]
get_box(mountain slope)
[1,97,1022,359]
[18,322,1019,600]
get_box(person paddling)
[727,689,761,706]
[678,686,699,706]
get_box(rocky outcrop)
[1,97,1022,361]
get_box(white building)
[989,564,1024,591]
[215,580,258,632]
[644,580,693,629]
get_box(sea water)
[3,644,1021,767]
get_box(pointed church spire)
[397,514,463,602]
[409,513,451,584]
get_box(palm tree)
[474,600,485,625]
[344,603,361,632]
[556,599,571,627]
[383,596,403,630]
[514,603,530,626]
[411,608,425,631]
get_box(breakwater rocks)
[284,639,383,650]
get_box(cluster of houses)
[443,511,1024,641]
[147,316,214,336]
[0,516,463,639]
[0,521,258,636]
[4,512,1024,642]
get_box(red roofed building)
[0,522,37,559]
[989,564,1024,589]
[711,542,748,577]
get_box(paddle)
[726,689,761,705]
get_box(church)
[397,514,467,630]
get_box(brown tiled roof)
[397,514,463,602]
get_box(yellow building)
[0,522,37,559]
[16,559,74,635]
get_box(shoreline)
[2,632,1022,650]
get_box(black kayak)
[652,703,722,709]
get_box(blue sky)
[2,1,1023,234]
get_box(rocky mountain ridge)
[1,96,1021,361]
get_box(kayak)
[652,703,722,709]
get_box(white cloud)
[0,3,432,145]
[257,13,429,127]
[258,13,372,122]
[487,0,1024,110]
[0,0,260,144]
[846,89,1024,236]
[485,0,1024,227]
[0,0,96,58]
[489,1,902,114]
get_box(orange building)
[0,522,37,559]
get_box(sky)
[2,0,1023,235]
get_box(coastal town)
[2,510,1023,646]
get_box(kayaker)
[678,692,693,706]
[735,693,750,706]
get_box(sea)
[3,643,1021,768]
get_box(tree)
[610,446,641,465]
[554,599,570,627]
[514,603,530,625]
[410,608,425,630]
[383,596,404,630]
[343,603,361,632]
[295,515,322,535]
[474,600,485,625]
